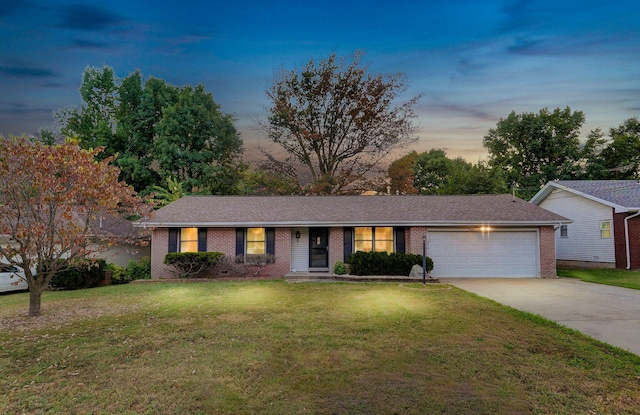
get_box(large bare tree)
[263,51,420,194]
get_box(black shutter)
[343,227,353,263]
[198,228,208,252]
[235,228,245,256]
[168,228,179,253]
[394,227,406,253]
[266,228,275,256]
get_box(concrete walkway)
[441,278,640,356]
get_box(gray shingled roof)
[139,194,569,227]
[533,180,640,210]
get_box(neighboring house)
[531,180,640,270]
[1,215,150,269]
[136,195,569,279]
[85,214,151,268]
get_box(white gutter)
[624,210,640,269]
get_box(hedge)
[164,252,224,278]
[348,251,433,276]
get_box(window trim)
[235,227,275,262]
[168,227,207,253]
[354,226,395,253]
[560,224,568,238]
[600,220,612,239]
[246,227,266,255]
[179,227,199,253]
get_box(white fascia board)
[134,220,570,228]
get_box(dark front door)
[309,228,329,269]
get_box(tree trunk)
[29,288,42,316]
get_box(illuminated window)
[600,221,612,239]
[354,227,394,253]
[246,227,266,255]
[180,227,199,252]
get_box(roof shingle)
[551,180,640,209]
[140,194,568,227]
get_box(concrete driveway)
[441,277,640,356]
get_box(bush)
[164,252,224,278]
[128,256,151,281]
[333,261,347,275]
[49,258,109,290]
[347,251,433,276]
[108,263,129,284]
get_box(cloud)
[58,4,125,32]
[0,102,51,115]
[0,65,55,78]
[420,97,495,122]
[498,0,538,33]
[69,38,113,50]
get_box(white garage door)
[428,231,539,278]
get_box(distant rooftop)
[533,180,640,210]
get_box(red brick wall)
[150,228,172,278]
[538,226,557,278]
[151,227,292,278]
[408,226,428,256]
[329,227,343,271]
[614,212,640,269]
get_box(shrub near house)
[164,252,224,278]
[348,251,432,276]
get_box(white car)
[0,264,29,293]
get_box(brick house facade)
[141,195,567,279]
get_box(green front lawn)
[558,268,640,290]
[1,281,640,414]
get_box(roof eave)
[135,220,571,228]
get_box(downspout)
[624,210,640,270]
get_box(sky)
[1,0,639,162]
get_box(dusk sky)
[1,0,638,161]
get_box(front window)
[246,227,266,255]
[354,227,394,253]
[180,227,198,252]
[600,221,612,239]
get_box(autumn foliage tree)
[263,51,420,194]
[0,136,151,316]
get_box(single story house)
[136,194,568,279]
[531,180,640,270]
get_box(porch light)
[479,226,492,232]
[295,230,300,240]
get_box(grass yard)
[558,268,640,290]
[1,280,640,415]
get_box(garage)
[427,230,539,278]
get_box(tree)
[0,136,151,316]
[413,149,460,194]
[263,51,420,194]
[154,84,244,194]
[440,160,507,195]
[388,151,418,194]
[56,66,119,151]
[56,67,244,195]
[483,107,585,199]
[386,149,507,195]
[149,177,185,208]
[237,163,303,195]
[597,117,640,179]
